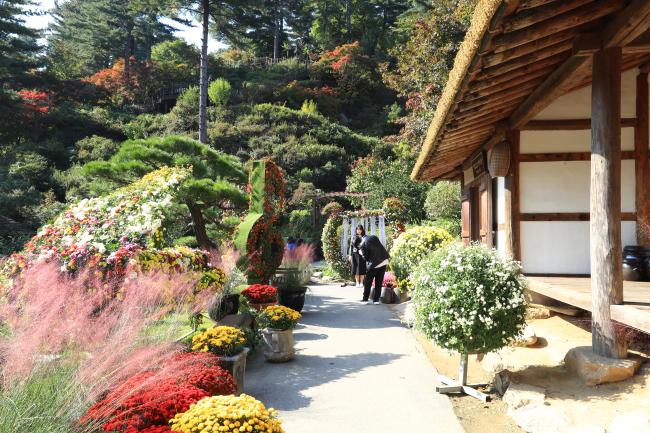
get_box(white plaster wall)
[520,128,635,153]
[520,160,636,213]
[521,221,637,274]
[512,68,641,274]
[534,69,637,120]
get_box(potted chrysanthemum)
[241,284,278,312]
[191,325,249,394]
[258,305,301,362]
[411,242,527,401]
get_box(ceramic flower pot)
[278,286,307,312]
[249,301,277,312]
[262,328,295,363]
[219,347,250,395]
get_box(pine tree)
[83,136,247,248]
[0,0,41,139]
[47,0,178,79]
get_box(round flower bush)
[390,226,453,292]
[258,305,301,330]
[411,243,527,354]
[241,284,277,304]
[169,394,284,433]
[191,326,247,357]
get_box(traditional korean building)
[412,0,650,359]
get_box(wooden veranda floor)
[526,276,650,334]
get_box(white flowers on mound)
[411,242,527,354]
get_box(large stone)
[503,382,546,411]
[564,346,643,386]
[508,404,571,433]
[608,410,650,433]
[527,304,552,320]
[512,324,538,347]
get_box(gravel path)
[246,282,466,433]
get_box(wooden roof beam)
[602,0,650,48]
[509,1,650,129]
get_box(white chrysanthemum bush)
[411,242,527,354]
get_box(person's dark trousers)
[363,265,386,302]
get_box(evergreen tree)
[308,0,408,55]
[83,136,247,248]
[47,0,179,79]
[0,0,40,135]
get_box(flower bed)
[19,167,189,274]
[241,284,277,304]
[81,352,235,433]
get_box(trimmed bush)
[411,243,527,354]
[390,226,453,291]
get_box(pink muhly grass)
[207,245,241,275]
[282,243,315,271]
[0,261,210,403]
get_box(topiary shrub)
[320,213,351,280]
[411,242,527,354]
[234,158,286,283]
[390,225,453,292]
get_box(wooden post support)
[590,47,626,359]
[505,130,521,261]
[635,72,650,245]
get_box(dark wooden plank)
[523,118,637,130]
[520,212,636,221]
[591,47,626,358]
[492,0,624,53]
[516,0,559,12]
[502,0,595,33]
[636,72,650,245]
[519,151,635,161]
[602,0,650,48]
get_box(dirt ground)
[412,312,650,433]
[415,332,524,433]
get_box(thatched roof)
[412,0,650,182]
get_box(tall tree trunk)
[199,0,209,144]
[273,1,282,61]
[124,30,132,80]
[345,0,351,38]
[187,201,213,249]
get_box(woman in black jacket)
[348,225,366,288]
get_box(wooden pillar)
[590,47,626,359]
[635,72,650,245]
[504,130,520,261]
